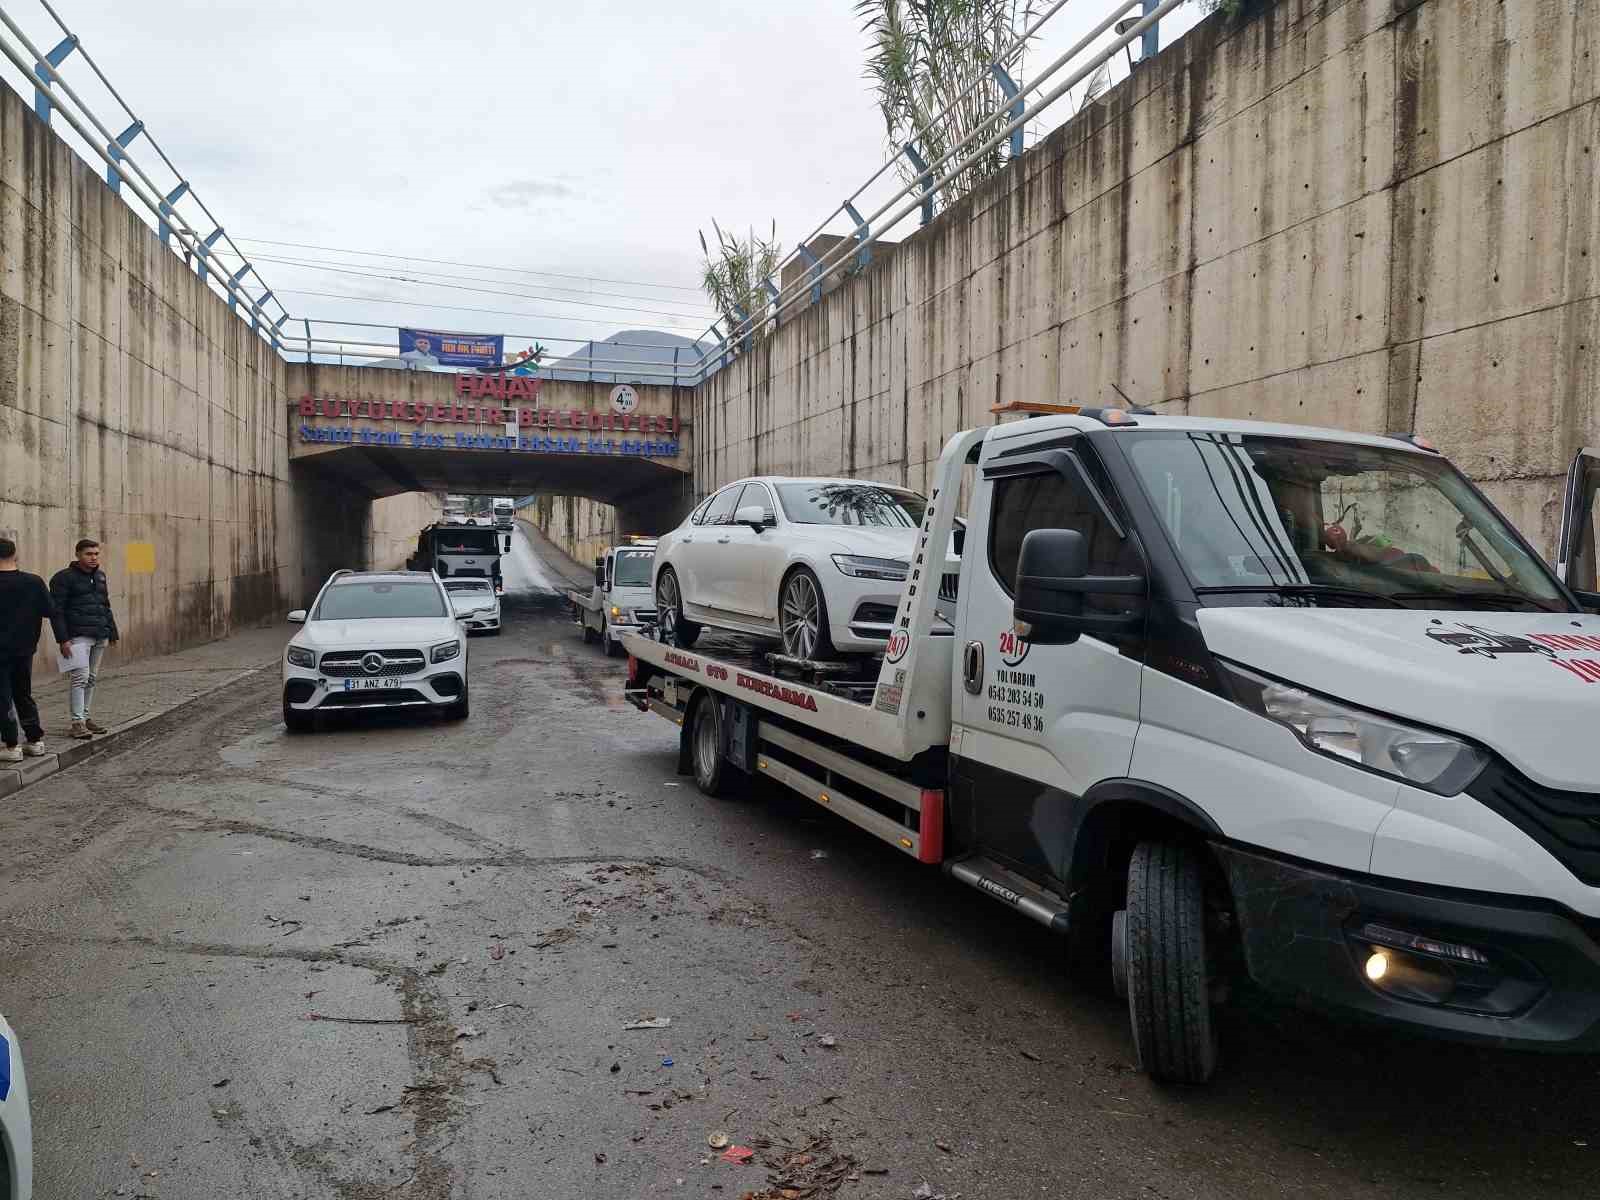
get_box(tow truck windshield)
[1124,432,1569,611]
[612,549,654,587]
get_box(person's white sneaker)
[21,741,47,758]
[0,746,21,763]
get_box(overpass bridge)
[286,365,693,536]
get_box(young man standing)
[0,537,69,763]
[50,538,119,740]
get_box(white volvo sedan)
[652,476,946,659]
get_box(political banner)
[398,328,503,369]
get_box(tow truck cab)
[572,538,658,657]
[627,410,1600,1083]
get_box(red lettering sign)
[735,671,820,712]
[665,651,700,673]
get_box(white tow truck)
[625,404,1600,1083]
[571,538,659,657]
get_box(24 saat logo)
[999,628,1030,667]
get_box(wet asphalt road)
[3,566,1600,1198]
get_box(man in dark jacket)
[50,538,119,740]
[0,537,69,761]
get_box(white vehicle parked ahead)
[653,477,941,659]
[444,578,501,635]
[0,1010,32,1200]
[282,570,470,731]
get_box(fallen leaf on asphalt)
[490,944,505,961]
[720,1146,755,1164]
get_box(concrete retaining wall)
[526,494,619,571]
[687,0,1600,555]
[0,80,416,661]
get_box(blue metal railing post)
[843,202,871,270]
[104,120,143,195]
[32,35,77,124]
[226,264,250,313]
[991,65,1025,159]
[902,142,935,225]
[158,181,189,246]
[272,312,289,353]
[194,226,225,285]
[251,291,273,334]
[796,245,823,307]
[1142,0,1160,60]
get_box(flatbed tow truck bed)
[622,627,950,865]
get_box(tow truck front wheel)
[1118,841,1219,1085]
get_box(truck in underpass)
[624,403,1600,1083]
[408,522,504,592]
[571,538,657,657]
[493,497,516,529]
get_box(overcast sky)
[2,0,1204,360]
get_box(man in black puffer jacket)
[50,538,120,740]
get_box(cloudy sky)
[2,0,1204,361]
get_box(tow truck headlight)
[611,605,623,619]
[286,646,316,669]
[430,639,462,664]
[1219,661,1488,795]
[831,554,909,582]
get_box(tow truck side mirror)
[594,563,605,586]
[1013,528,1145,645]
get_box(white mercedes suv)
[282,570,469,731]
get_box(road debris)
[490,944,505,961]
[595,1151,608,1165]
[611,1062,621,1074]
[662,1057,674,1067]
[818,1035,837,1049]
[211,1078,230,1088]
[708,1131,730,1149]
[935,1140,953,1153]
[810,850,829,859]
[720,1145,755,1164]
[454,1025,485,1040]
[912,1185,961,1199]
[625,1016,672,1030]
[304,1013,416,1026]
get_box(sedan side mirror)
[287,609,307,624]
[1013,528,1144,645]
[735,504,770,531]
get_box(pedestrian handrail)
[0,1,292,346]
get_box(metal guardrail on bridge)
[0,0,1193,385]
[0,1,294,347]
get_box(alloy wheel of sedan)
[780,571,827,660]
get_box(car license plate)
[343,677,401,691]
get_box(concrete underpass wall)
[0,80,379,660]
[527,494,617,570]
[692,0,1600,553]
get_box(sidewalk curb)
[0,660,276,800]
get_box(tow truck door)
[1556,448,1600,601]
[952,432,1146,885]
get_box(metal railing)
[0,0,1192,385]
[0,1,292,345]
[671,0,1188,380]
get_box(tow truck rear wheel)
[1120,841,1219,1085]
[582,620,597,645]
[602,618,623,658]
[689,692,731,797]
[656,568,701,649]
